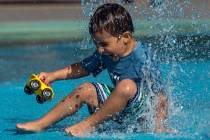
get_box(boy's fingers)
[46,82,51,86]
[40,76,45,82]
[38,73,47,82]
[37,72,53,86]
[38,73,44,79]
[37,74,48,85]
[43,78,52,86]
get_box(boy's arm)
[56,63,89,80]
[41,63,89,83]
[52,51,103,81]
[155,92,170,132]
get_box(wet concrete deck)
[0,4,83,22]
[0,2,209,45]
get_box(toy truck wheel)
[36,95,44,104]
[24,85,33,95]
[30,80,40,90]
[42,89,53,101]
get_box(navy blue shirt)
[80,42,148,86]
[80,42,164,119]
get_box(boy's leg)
[65,79,137,137]
[155,91,173,133]
[16,82,99,132]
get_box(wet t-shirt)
[81,42,163,93]
[80,42,148,86]
[80,41,164,126]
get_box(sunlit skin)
[16,30,170,137]
[16,82,98,133]
[63,31,139,136]
[93,30,137,61]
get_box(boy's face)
[93,30,126,61]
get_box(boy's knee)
[77,82,95,92]
[116,79,137,100]
[76,82,97,102]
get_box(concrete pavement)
[0,2,209,46]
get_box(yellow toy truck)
[24,74,54,104]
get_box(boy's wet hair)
[89,3,134,37]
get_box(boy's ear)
[121,31,132,43]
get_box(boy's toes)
[65,128,74,136]
[65,127,82,137]
[16,122,43,132]
[16,123,24,130]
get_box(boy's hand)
[38,72,56,86]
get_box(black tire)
[42,89,53,101]
[36,95,44,104]
[30,80,40,91]
[24,85,33,95]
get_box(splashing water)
[80,0,210,138]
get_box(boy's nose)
[97,47,104,54]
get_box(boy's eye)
[98,42,108,47]
[92,39,108,47]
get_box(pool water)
[0,42,209,139]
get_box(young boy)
[16,3,169,137]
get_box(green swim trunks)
[88,82,145,119]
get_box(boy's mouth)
[102,52,119,60]
[106,53,114,57]
[109,54,119,61]
[102,52,112,56]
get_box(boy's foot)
[155,127,176,133]
[16,121,43,132]
[65,120,95,137]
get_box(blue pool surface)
[0,42,209,139]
